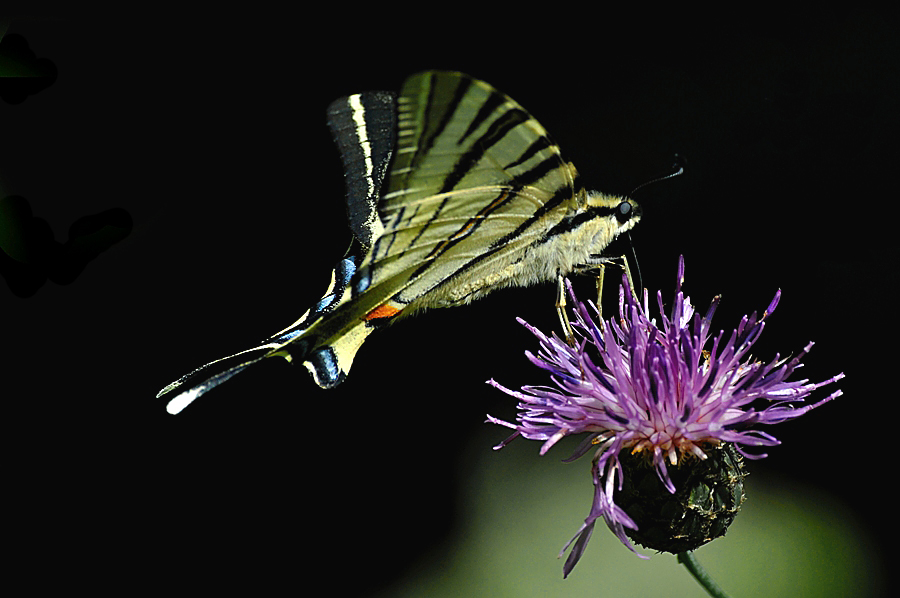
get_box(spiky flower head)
[487,257,843,577]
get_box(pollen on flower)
[486,256,843,577]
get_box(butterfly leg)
[621,254,639,303]
[591,255,638,322]
[556,274,576,345]
[564,255,638,343]
[594,262,606,320]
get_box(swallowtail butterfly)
[159,71,641,414]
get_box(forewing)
[359,71,583,307]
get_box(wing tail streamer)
[158,249,376,412]
[158,345,282,414]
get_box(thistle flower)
[487,257,843,577]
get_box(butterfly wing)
[160,71,609,409]
[357,71,585,314]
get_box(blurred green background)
[376,428,882,597]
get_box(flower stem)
[676,551,731,598]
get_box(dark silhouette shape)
[0,195,132,297]
[0,33,57,104]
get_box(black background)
[2,12,895,595]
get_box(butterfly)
[159,71,641,414]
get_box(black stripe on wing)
[396,78,568,261]
[411,189,514,274]
[503,136,554,171]
[440,106,530,194]
[411,73,472,183]
[327,91,396,248]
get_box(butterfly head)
[614,196,640,227]
[584,191,641,242]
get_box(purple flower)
[487,257,843,577]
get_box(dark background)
[2,12,894,595]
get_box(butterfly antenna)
[623,154,683,300]
[629,153,686,197]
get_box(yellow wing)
[357,71,586,314]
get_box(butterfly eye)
[615,201,633,223]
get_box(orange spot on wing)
[365,304,402,321]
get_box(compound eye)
[615,201,633,223]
